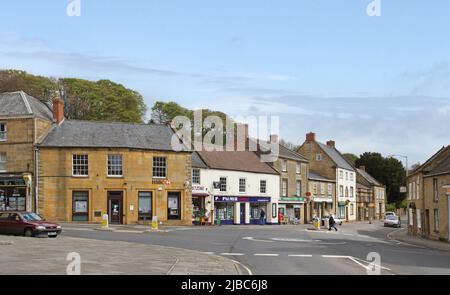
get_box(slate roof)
[0,91,53,121]
[39,120,190,152]
[357,168,383,186]
[427,156,450,176]
[197,150,279,175]
[278,144,308,162]
[411,146,448,175]
[356,182,371,190]
[317,142,355,171]
[192,152,208,168]
[309,170,334,182]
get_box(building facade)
[407,146,450,241]
[0,91,55,213]
[298,133,357,221]
[356,166,385,220]
[195,150,280,225]
[37,119,193,225]
[308,171,336,219]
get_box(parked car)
[384,215,401,228]
[0,211,62,238]
[321,215,343,226]
[385,212,397,217]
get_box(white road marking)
[343,233,354,236]
[202,252,215,255]
[221,253,245,256]
[322,255,349,258]
[288,254,313,257]
[242,237,274,243]
[254,254,280,257]
[271,238,320,242]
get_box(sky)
[0,0,449,165]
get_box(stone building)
[407,145,450,241]
[0,91,55,212]
[298,132,357,221]
[308,170,336,220]
[356,166,385,221]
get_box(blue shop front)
[213,196,272,225]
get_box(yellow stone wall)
[38,147,193,225]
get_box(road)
[61,221,450,275]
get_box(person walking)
[259,209,266,225]
[329,214,338,231]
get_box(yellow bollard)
[102,213,109,229]
[151,216,158,230]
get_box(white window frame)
[72,154,89,177]
[282,179,288,197]
[339,185,344,198]
[107,154,123,177]
[339,171,343,179]
[192,169,201,184]
[282,160,288,172]
[260,180,267,194]
[0,152,6,172]
[296,162,301,174]
[0,123,6,142]
[153,157,167,178]
[239,178,246,193]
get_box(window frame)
[72,154,89,177]
[152,157,167,179]
[316,154,322,161]
[433,178,439,202]
[296,162,301,174]
[138,191,153,221]
[238,178,247,193]
[260,180,267,194]
[434,209,440,232]
[282,160,288,172]
[107,154,123,177]
[0,152,6,172]
[219,177,227,192]
[192,168,201,185]
[72,191,89,222]
[282,179,288,197]
[296,180,302,197]
[0,123,6,142]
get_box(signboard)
[192,185,208,196]
[214,196,270,203]
[400,186,407,193]
[280,197,306,202]
[313,197,333,203]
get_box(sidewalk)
[0,235,248,275]
[388,228,450,252]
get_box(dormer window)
[0,123,6,141]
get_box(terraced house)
[0,91,54,213]
[407,145,450,242]
[356,166,386,221]
[298,132,357,221]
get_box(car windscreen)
[21,213,43,221]
[386,216,398,220]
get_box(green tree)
[355,152,407,206]
[342,153,359,166]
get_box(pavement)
[388,227,450,252]
[0,235,247,275]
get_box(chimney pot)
[326,140,336,148]
[306,132,316,142]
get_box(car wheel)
[24,228,34,237]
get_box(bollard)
[151,216,159,230]
[102,213,109,229]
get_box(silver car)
[384,215,401,228]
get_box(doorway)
[167,192,181,220]
[107,191,123,224]
[240,203,246,224]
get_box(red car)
[0,211,62,238]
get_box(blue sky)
[1,0,449,165]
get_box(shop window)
[138,192,152,221]
[250,203,267,219]
[219,177,227,192]
[260,180,267,194]
[0,188,26,211]
[0,153,6,172]
[72,191,89,221]
[153,157,167,178]
[217,203,234,220]
[107,155,123,177]
[72,155,88,176]
[192,169,200,184]
[239,178,246,193]
[0,123,6,141]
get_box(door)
[167,192,181,220]
[108,191,123,224]
[240,203,245,224]
[425,210,430,236]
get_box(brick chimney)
[52,92,65,124]
[359,166,366,171]
[306,132,316,142]
[326,140,336,148]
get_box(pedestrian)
[259,209,266,225]
[329,214,338,231]
[278,211,283,224]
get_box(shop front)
[192,184,211,224]
[337,201,347,220]
[278,197,305,224]
[0,174,31,212]
[213,196,271,225]
[312,196,333,219]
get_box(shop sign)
[313,197,332,203]
[280,197,305,202]
[338,201,347,206]
[214,196,270,203]
[192,185,208,195]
